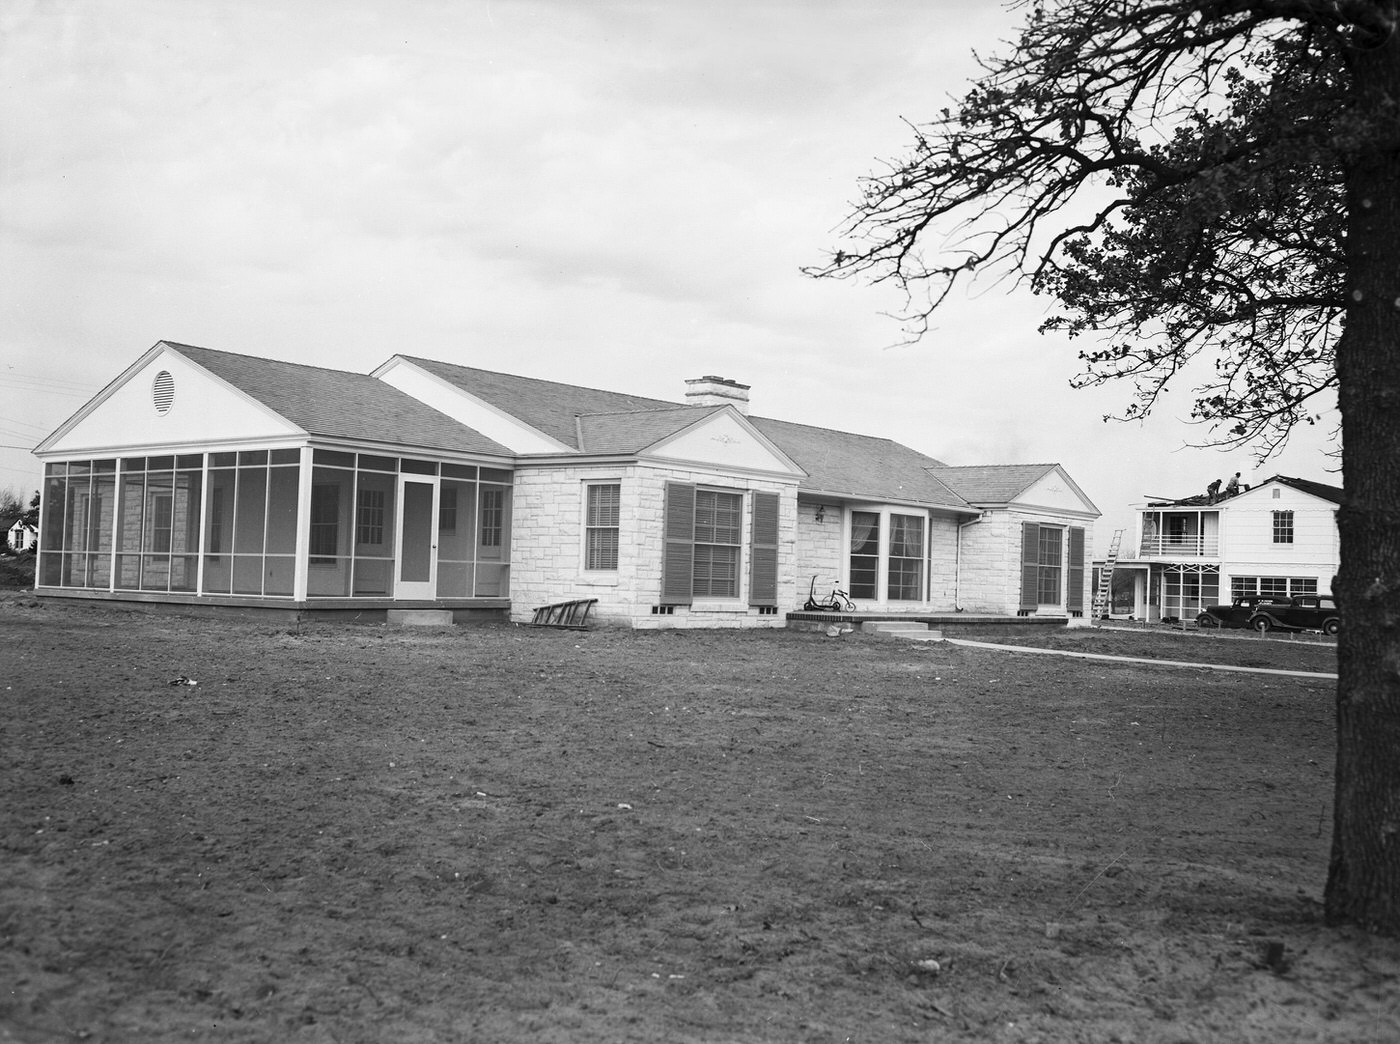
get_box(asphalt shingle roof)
[166,343,513,457]
[398,356,677,450]
[748,417,969,510]
[575,407,727,455]
[160,346,1073,514]
[928,464,1061,505]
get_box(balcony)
[1138,534,1220,558]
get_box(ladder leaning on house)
[1092,529,1124,619]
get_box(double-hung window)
[1272,510,1294,544]
[692,489,743,597]
[585,483,621,570]
[662,483,780,606]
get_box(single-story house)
[33,341,1099,626]
[6,517,37,553]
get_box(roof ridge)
[399,355,682,407]
[165,341,379,380]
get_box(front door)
[396,475,438,599]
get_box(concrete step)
[860,621,944,642]
[387,609,455,627]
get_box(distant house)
[33,340,1099,626]
[6,518,37,553]
[1106,475,1341,621]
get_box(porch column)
[293,447,312,602]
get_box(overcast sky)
[1,0,1339,545]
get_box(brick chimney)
[684,375,750,415]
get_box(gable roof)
[929,464,1059,505]
[396,355,974,509]
[1148,474,1343,508]
[749,417,970,510]
[396,356,677,450]
[1270,475,1344,504]
[575,406,727,455]
[165,343,513,457]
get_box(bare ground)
[2,593,1395,1043]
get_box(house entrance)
[396,475,439,599]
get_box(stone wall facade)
[510,462,798,629]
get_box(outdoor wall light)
[815,505,825,523]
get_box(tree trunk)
[1324,29,1400,933]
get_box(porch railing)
[1138,535,1220,557]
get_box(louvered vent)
[152,371,175,415]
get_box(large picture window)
[585,483,621,570]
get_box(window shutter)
[661,482,695,604]
[1067,526,1085,613]
[1020,522,1040,610]
[749,491,780,606]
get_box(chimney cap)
[685,375,750,390]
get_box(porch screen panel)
[474,479,511,597]
[748,491,779,606]
[232,464,268,594]
[203,467,237,593]
[1067,527,1085,613]
[115,465,146,590]
[353,471,395,596]
[263,461,299,596]
[661,482,695,604]
[1019,523,1039,611]
[39,465,66,587]
[307,465,352,596]
[849,511,880,600]
[62,462,94,587]
[38,460,117,590]
[169,460,202,592]
[88,465,115,589]
[436,478,476,597]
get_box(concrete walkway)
[942,637,1338,680]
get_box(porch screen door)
[397,476,438,599]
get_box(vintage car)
[1246,595,1341,635]
[1196,596,1291,629]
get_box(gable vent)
[152,371,175,415]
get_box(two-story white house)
[1104,475,1341,622]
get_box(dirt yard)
[2,594,1395,1043]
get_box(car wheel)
[1251,616,1273,633]
[1196,613,1217,628]
[1323,618,1340,636]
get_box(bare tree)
[811,0,1400,932]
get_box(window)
[357,488,385,546]
[1232,576,1318,599]
[692,489,742,598]
[662,483,773,605]
[849,511,880,600]
[480,487,504,548]
[1272,510,1294,544]
[1037,526,1063,604]
[887,514,925,601]
[150,493,174,554]
[585,483,620,570]
[310,484,340,562]
[1020,523,1085,613]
